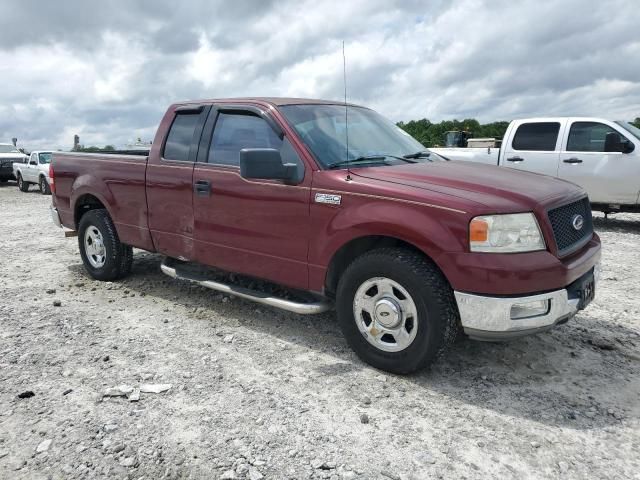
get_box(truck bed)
[52,151,154,251]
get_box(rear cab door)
[146,104,211,260]
[500,119,566,176]
[557,118,639,205]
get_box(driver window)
[208,112,304,181]
[567,122,621,152]
[29,153,37,165]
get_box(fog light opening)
[510,300,550,320]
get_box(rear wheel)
[17,174,29,192]
[336,248,459,374]
[39,176,51,195]
[78,209,133,281]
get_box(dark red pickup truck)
[50,98,601,373]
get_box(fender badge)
[315,193,342,205]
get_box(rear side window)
[163,113,200,161]
[512,122,560,151]
[567,122,619,152]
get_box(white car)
[430,118,640,214]
[13,150,53,195]
[0,143,28,182]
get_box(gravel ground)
[1,183,639,480]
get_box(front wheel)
[78,209,133,281]
[336,248,459,374]
[17,174,29,192]
[39,177,51,195]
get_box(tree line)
[397,117,640,148]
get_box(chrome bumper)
[50,205,62,228]
[455,265,599,341]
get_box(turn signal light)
[469,218,488,243]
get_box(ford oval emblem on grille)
[572,214,584,231]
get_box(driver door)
[557,120,639,205]
[192,107,311,290]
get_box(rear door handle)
[194,179,211,196]
[506,156,524,162]
[563,158,583,164]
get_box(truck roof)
[513,116,624,122]
[174,97,365,108]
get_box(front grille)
[547,197,593,256]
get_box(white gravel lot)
[0,182,639,480]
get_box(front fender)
[308,199,470,290]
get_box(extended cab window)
[512,122,560,151]
[567,122,620,152]
[208,112,304,180]
[163,113,200,161]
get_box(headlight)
[469,213,545,253]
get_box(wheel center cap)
[374,298,401,328]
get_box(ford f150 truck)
[431,117,640,215]
[50,98,601,373]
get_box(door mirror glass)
[239,148,296,183]
[605,132,635,153]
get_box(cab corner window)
[163,113,200,161]
[512,122,560,151]
[567,122,619,152]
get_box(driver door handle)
[194,179,211,196]
[563,157,583,164]
[506,156,524,162]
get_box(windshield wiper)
[327,155,388,169]
[403,150,434,160]
[327,154,417,169]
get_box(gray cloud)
[1,0,639,150]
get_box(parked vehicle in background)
[431,118,640,214]
[13,151,53,194]
[0,143,27,182]
[50,98,600,373]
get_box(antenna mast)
[342,41,351,181]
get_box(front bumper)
[50,205,62,228]
[455,264,599,341]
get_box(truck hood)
[353,161,582,211]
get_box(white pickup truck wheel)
[78,209,133,281]
[336,247,459,374]
[17,174,29,192]
[39,176,51,195]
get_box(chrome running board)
[160,259,332,315]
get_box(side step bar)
[160,260,332,315]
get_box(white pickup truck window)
[512,122,560,151]
[567,122,618,152]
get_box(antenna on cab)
[342,41,351,181]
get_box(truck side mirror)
[605,132,635,153]
[239,148,297,183]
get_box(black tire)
[336,248,459,374]
[39,176,51,195]
[78,209,133,281]
[17,174,29,192]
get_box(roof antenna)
[342,41,351,181]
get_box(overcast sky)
[1,0,639,150]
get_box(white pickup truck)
[13,150,53,194]
[430,118,640,214]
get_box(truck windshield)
[0,145,20,153]
[38,152,52,164]
[614,121,640,141]
[280,104,427,169]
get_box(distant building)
[73,135,80,151]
